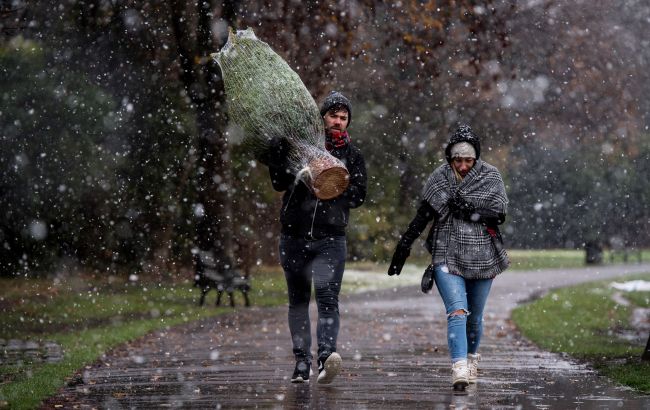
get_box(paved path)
[44,264,650,409]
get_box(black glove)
[421,264,436,293]
[388,243,410,276]
[448,194,506,225]
[447,193,476,221]
[257,137,290,167]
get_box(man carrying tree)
[266,91,367,384]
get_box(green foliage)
[512,273,650,392]
[0,38,120,276]
[348,203,400,262]
[506,139,650,249]
[106,92,197,269]
[0,36,201,275]
[346,157,432,263]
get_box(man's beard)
[327,127,344,134]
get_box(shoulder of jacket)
[478,161,503,177]
[431,163,450,178]
[479,160,495,171]
[345,144,365,162]
[423,164,450,193]
[347,143,363,156]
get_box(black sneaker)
[290,360,312,383]
[317,352,341,384]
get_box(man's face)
[323,109,349,135]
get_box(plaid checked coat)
[422,159,509,279]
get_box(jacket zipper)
[309,198,319,238]
[283,179,300,213]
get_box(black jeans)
[279,234,346,362]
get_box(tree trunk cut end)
[309,158,350,200]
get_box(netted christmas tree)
[213,28,349,200]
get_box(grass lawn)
[404,248,650,272]
[0,269,288,410]
[508,248,650,270]
[508,249,587,270]
[512,272,650,393]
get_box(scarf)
[422,159,509,279]
[325,130,350,151]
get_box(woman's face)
[451,157,476,178]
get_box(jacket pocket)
[486,226,504,254]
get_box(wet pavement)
[43,264,650,409]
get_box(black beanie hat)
[444,124,481,163]
[320,91,352,125]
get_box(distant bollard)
[643,333,650,361]
[5,339,23,365]
[43,340,64,363]
[0,339,63,365]
[585,241,603,265]
[23,340,41,363]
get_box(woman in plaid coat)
[387,124,509,390]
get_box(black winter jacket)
[269,143,367,239]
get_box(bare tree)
[169,0,239,271]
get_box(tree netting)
[213,28,349,200]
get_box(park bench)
[193,249,251,307]
[605,236,642,264]
[608,247,643,264]
[585,239,643,265]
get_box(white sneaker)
[468,353,481,383]
[451,360,469,390]
[317,352,342,384]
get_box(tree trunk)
[195,105,234,264]
[170,0,238,272]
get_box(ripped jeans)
[433,264,493,363]
[279,234,346,363]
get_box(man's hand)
[388,243,410,276]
